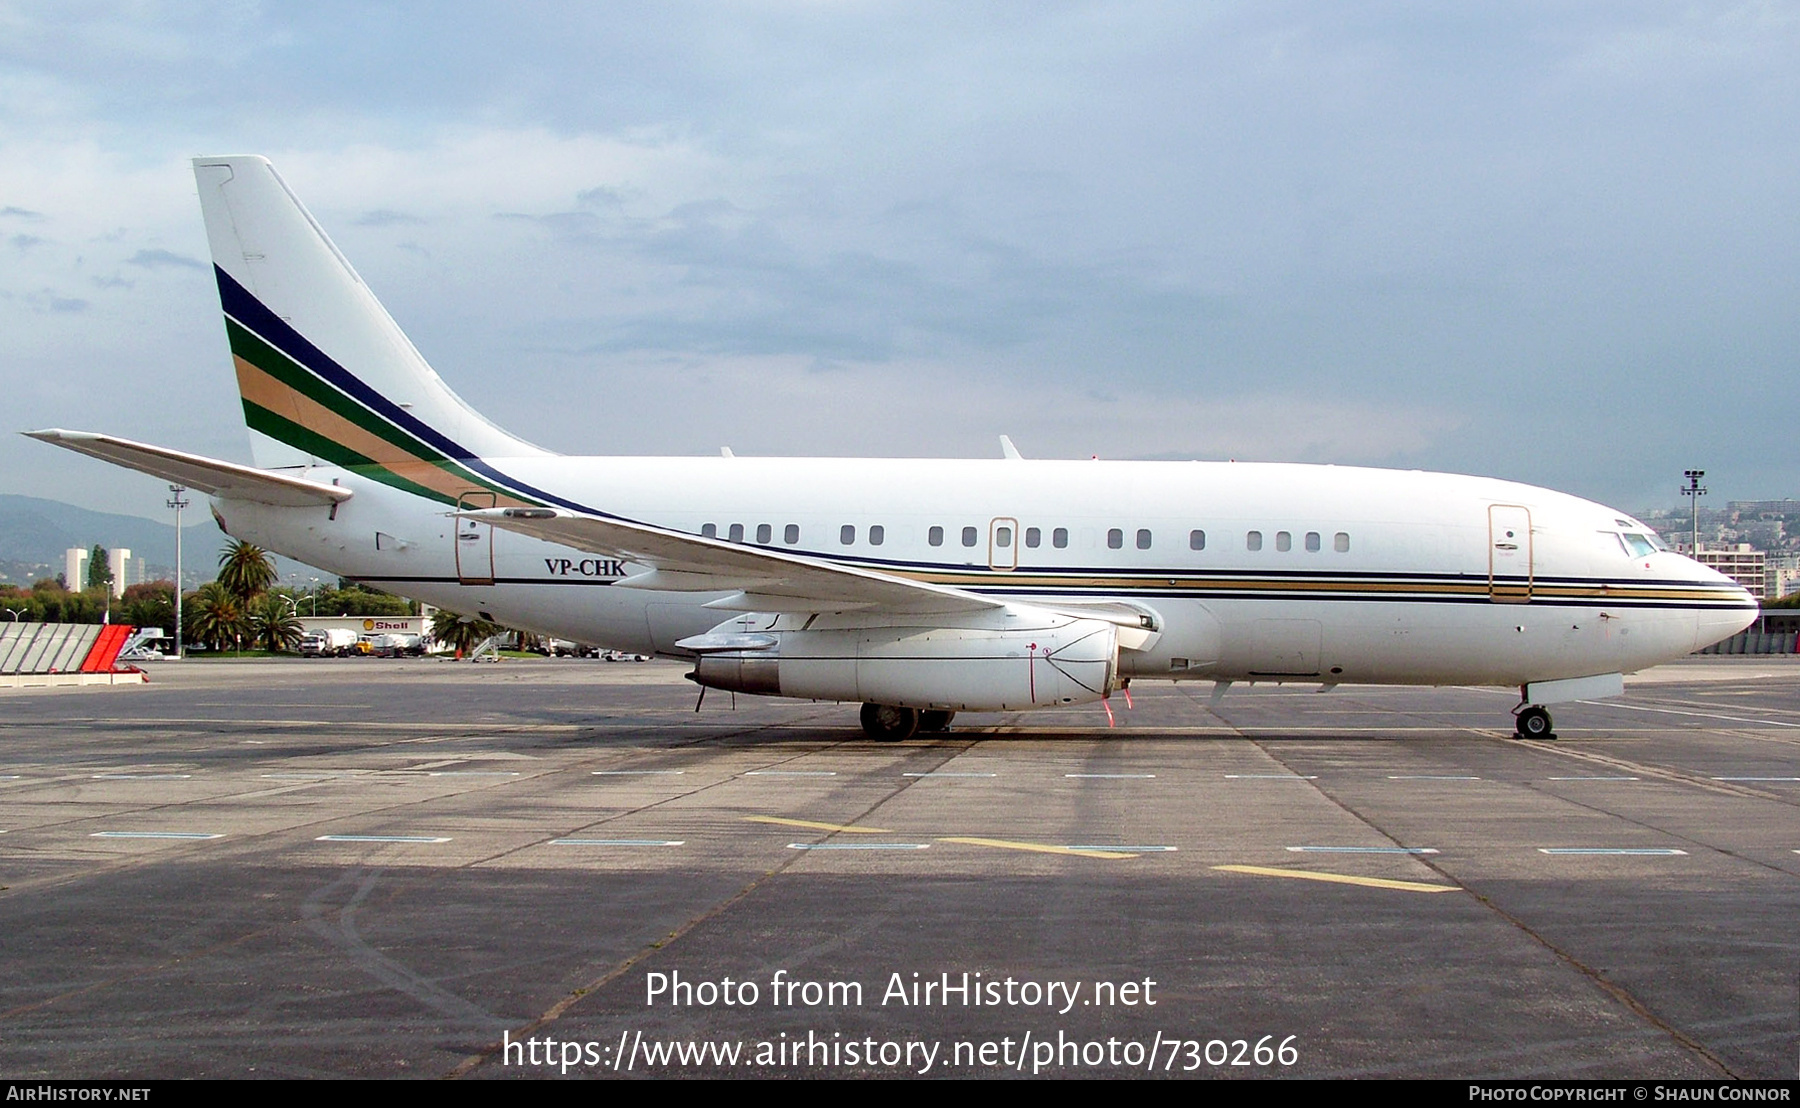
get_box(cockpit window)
[1621,533,1657,558]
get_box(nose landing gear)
[1513,704,1555,740]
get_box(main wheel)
[1515,705,1554,740]
[860,703,920,742]
[918,709,956,733]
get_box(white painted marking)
[1066,773,1157,779]
[787,842,930,850]
[551,838,684,847]
[1538,848,1687,856]
[1287,846,1439,854]
[1224,774,1318,780]
[1387,775,1481,780]
[426,771,520,777]
[746,771,837,777]
[1066,845,1178,852]
[91,774,191,780]
[261,773,354,779]
[591,770,685,776]
[1549,776,1640,781]
[0,775,21,779]
[1580,701,1800,729]
[1710,776,1800,782]
[315,834,451,843]
[903,772,998,778]
[91,831,222,840]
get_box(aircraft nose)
[1692,586,1758,652]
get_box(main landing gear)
[860,703,918,741]
[859,704,957,741]
[919,710,956,733]
[1513,704,1555,740]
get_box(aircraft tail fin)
[192,156,548,502]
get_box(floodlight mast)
[1681,470,1707,556]
[167,485,188,658]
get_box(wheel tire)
[918,710,956,733]
[1515,705,1555,740]
[860,703,920,742]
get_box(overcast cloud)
[3,1,1796,519]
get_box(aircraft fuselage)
[213,453,1754,690]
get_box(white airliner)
[29,156,1757,741]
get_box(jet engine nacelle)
[686,607,1119,712]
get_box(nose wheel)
[1514,705,1555,740]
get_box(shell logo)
[363,619,375,631]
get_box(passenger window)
[1305,531,1320,552]
[785,524,800,544]
[756,523,772,544]
[728,523,744,543]
[1247,531,1263,552]
[962,526,978,547]
[1136,528,1152,550]
[995,526,1012,548]
[1334,532,1350,553]
[870,525,885,546]
[1052,527,1068,549]
[840,524,855,545]
[1025,527,1041,548]
[1107,528,1123,549]
[701,523,717,539]
[929,526,944,547]
[1189,529,1205,551]
[1276,531,1291,552]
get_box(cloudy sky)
[4,1,1796,522]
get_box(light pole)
[168,485,188,658]
[4,607,23,622]
[1681,470,1707,556]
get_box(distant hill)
[0,494,202,566]
[0,495,326,586]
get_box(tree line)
[0,540,418,652]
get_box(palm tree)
[431,608,503,654]
[217,540,277,604]
[187,582,252,652]
[253,594,304,653]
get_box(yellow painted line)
[939,836,1137,859]
[744,816,892,834]
[1213,864,1458,894]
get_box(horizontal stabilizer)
[465,507,999,615]
[24,429,352,508]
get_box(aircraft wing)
[466,507,1001,615]
[25,429,353,508]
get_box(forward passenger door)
[1488,505,1533,603]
